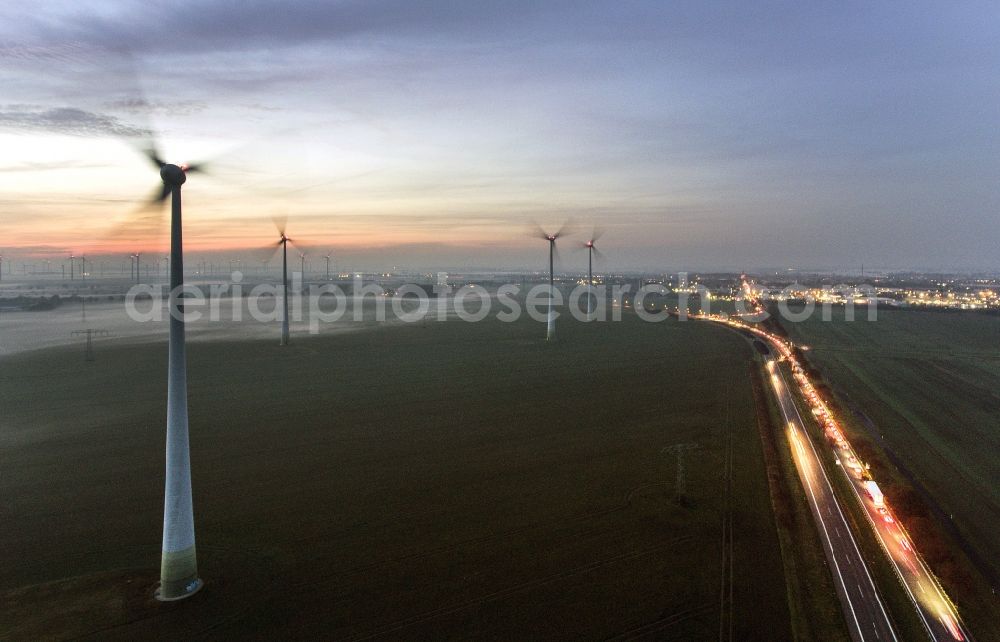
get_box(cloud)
[0,105,149,137]
[0,160,109,172]
[104,98,206,116]
[11,1,560,55]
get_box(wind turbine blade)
[552,241,563,270]
[554,218,577,239]
[99,47,166,171]
[591,225,604,243]
[143,145,166,169]
[250,242,282,264]
[272,214,287,236]
[289,238,317,255]
[183,161,210,174]
[592,245,606,263]
[103,205,167,248]
[528,221,551,240]
[149,182,171,205]
[105,172,169,247]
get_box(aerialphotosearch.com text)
[124,272,878,332]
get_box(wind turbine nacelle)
[160,164,187,186]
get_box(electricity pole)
[662,443,699,504]
[71,329,110,361]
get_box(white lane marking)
[709,325,938,641]
[829,431,938,639]
[776,366,900,640]
[772,363,900,642]
[766,369,866,642]
[793,416,899,642]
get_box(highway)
[785,349,971,642]
[700,309,972,642]
[766,354,899,642]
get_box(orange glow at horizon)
[0,133,580,258]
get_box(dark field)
[1,313,791,640]
[779,307,1000,632]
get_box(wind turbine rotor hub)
[160,164,187,186]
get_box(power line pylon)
[662,443,699,504]
[71,329,110,361]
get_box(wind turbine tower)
[535,223,570,340]
[547,237,556,339]
[138,147,208,601]
[584,230,604,320]
[273,219,292,346]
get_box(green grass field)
[1,313,793,640]
[778,307,1000,636]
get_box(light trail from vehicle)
[696,286,972,641]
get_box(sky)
[0,0,998,272]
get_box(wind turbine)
[69,253,76,280]
[272,217,292,346]
[534,222,572,340]
[135,143,208,601]
[324,253,332,280]
[583,229,605,321]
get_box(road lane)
[767,356,899,642]
[700,309,972,641]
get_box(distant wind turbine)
[534,222,572,340]
[583,228,605,320]
[272,216,292,346]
